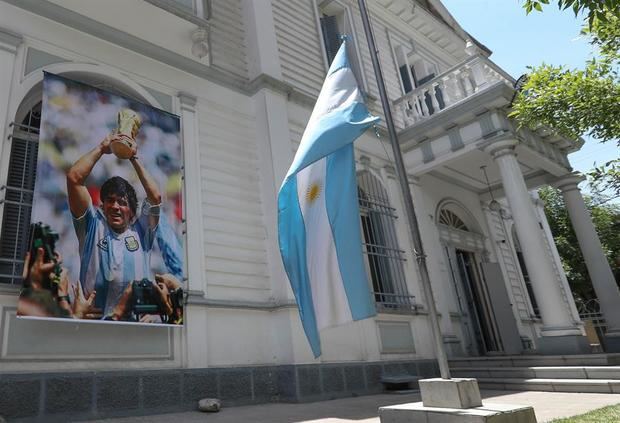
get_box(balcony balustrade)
[393,55,514,128]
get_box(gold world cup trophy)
[111,108,142,159]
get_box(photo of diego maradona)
[18,73,185,325]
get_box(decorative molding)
[190,25,210,62]
[186,296,297,311]
[24,47,67,75]
[420,139,434,163]
[358,154,372,170]
[187,289,205,298]
[376,320,415,354]
[3,0,249,92]
[383,164,397,179]
[178,91,198,109]
[479,136,518,159]
[0,27,22,53]
[447,126,463,151]
[399,82,514,148]
[478,110,495,137]
[141,85,174,113]
[246,73,316,108]
[144,0,211,26]
[0,308,174,361]
[552,172,585,193]
[0,285,20,295]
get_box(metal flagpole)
[357,0,451,380]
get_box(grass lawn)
[549,403,620,422]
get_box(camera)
[28,222,61,290]
[131,279,163,315]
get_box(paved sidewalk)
[84,390,620,423]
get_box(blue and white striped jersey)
[73,202,155,316]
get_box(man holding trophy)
[66,108,163,318]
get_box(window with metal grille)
[357,171,414,313]
[0,102,41,285]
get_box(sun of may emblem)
[306,181,322,205]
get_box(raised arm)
[66,136,112,217]
[129,156,162,227]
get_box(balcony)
[393,55,515,129]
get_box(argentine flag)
[278,41,379,357]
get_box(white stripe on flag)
[296,157,353,330]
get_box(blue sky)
[441,0,618,193]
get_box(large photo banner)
[18,73,185,326]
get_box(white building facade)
[0,0,618,420]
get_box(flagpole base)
[379,402,536,423]
[420,377,482,409]
[379,378,537,422]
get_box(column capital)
[553,172,586,193]
[178,92,197,110]
[382,164,397,179]
[358,154,371,170]
[0,28,22,53]
[482,139,518,159]
[407,174,421,186]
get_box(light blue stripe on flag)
[325,144,375,320]
[278,41,379,357]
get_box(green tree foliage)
[539,186,620,301]
[513,3,620,197]
[523,0,620,27]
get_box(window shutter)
[399,65,413,93]
[320,15,341,65]
[0,125,39,284]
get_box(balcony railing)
[393,55,514,127]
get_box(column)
[485,140,587,354]
[242,0,282,81]
[555,173,620,350]
[178,92,208,368]
[243,0,299,363]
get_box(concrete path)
[83,390,620,423]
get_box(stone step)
[451,366,620,380]
[449,353,620,368]
[476,377,620,394]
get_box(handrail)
[392,54,514,127]
[393,54,482,106]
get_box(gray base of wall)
[603,334,620,352]
[0,359,439,422]
[536,335,591,355]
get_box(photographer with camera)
[105,273,183,324]
[18,247,99,319]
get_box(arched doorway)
[437,200,502,355]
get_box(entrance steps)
[449,354,620,394]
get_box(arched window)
[357,171,412,311]
[0,102,41,284]
[438,209,468,231]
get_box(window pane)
[170,0,194,12]
[320,15,341,65]
[399,65,413,93]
